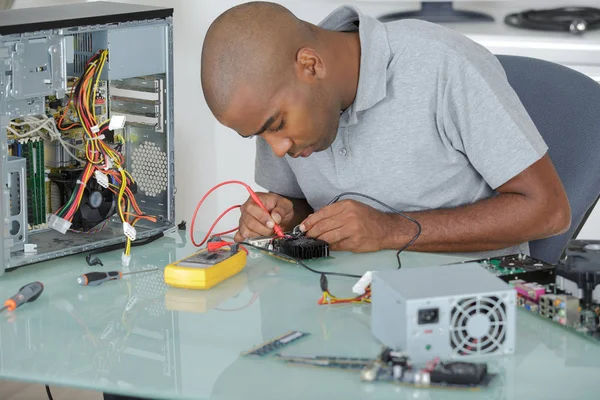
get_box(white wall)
[12,0,600,240]
[83,0,356,234]
[11,0,80,7]
[111,0,600,241]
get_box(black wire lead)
[45,385,54,400]
[327,192,422,269]
[239,241,362,279]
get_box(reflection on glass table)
[0,233,599,399]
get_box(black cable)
[45,385,53,400]
[240,193,420,276]
[505,7,600,34]
[239,241,362,279]
[326,192,422,269]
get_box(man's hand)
[300,200,399,252]
[300,155,570,255]
[234,192,294,242]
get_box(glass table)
[0,232,599,400]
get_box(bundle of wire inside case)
[51,49,156,263]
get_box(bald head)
[201,2,316,118]
[201,2,361,159]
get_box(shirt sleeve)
[442,55,548,190]
[254,137,305,198]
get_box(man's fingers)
[243,200,274,227]
[234,231,245,243]
[256,192,278,211]
[318,227,351,247]
[301,202,345,232]
[305,214,345,239]
[270,195,293,224]
[239,213,274,238]
[240,192,293,235]
[329,239,353,252]
[271,211,282,225]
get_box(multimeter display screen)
[178,251,231,267]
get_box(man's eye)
[273,120,285,132]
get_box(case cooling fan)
[449,295,509,357]
[49,169,117,231]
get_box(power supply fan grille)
[131,141,168,198]
[449,296,508,356]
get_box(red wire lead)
[191,180,285,247]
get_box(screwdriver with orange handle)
[78,268,159,286]
[0,281,44,313]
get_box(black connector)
[320,274,328,292]
[104,129,115,143]
[85,254,103,267]
[430,362,487,385]
[418,308,439,325]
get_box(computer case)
[0,2,175,274]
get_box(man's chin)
[291,134,336,157]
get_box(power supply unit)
[371,263,516,363]
[0,2,175,274]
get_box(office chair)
[496,54,600,264]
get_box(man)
[201,2,571,258]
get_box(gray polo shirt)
[254,6,548,259]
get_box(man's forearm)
[384,193,568,253]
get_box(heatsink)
[272,236,330,260]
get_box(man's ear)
[296,48,326,81]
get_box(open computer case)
[0,2,176,274]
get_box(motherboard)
[466,253,556,284]
[276,348,496,390]
[458,241,600,344]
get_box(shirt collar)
[319,6,391,126]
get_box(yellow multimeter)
[164,247,247,290]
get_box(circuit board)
[365,364,496,390]
[242,331,310,357]
[449,254,556,284]
[468,247,600,345]
[275,355,372,370]
[513,286,600,344]
[444,250,600,345]
[276,352,496,390]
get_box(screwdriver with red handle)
[78,268,159,286]
[0,281,44,313]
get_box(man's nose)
[264,135,293,158]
